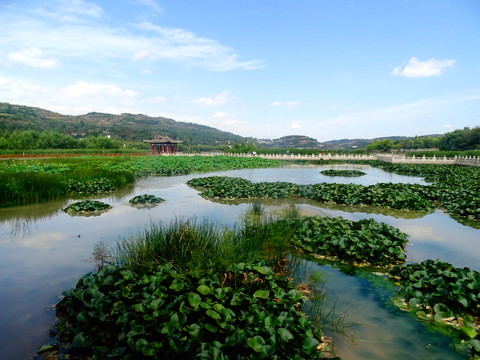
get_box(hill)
[0,102,244,146]
[256,135,323,149]
[321,137,408,150]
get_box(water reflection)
[210,164,430,186]
[295,259,467,359]
[0,201,67,240]
[213,198,431,220]
[0,165,477,360]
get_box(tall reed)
[114,218,240,273]
[0,171,69,204]
[113,204,301,274]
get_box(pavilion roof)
[143,135,183,144]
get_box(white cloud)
[0,76,51,96]
[138,0,163,14]
[34,0,102,23]
[286,101,299,108]
[59,0,102,18]
[443,124,452,129]
[291,122,301,129]
[141,69,152,75]
[0,75,141,115]
[133,51,150,60]
[148,96,167,103]
[392,57,456,78]
[64,81,138,106]
[0,4,264,72]
[8,47,60,68]
[271,101,299,108]
[213,112,229,118]
[138,22,265,71]
[193,90,230,106]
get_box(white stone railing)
[376,154,480,166]
[224,153,376,161]
[454,155,480,167]
[376,154,456,164]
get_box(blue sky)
[0,0,479,141]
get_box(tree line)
[365,127,479,152]
[0,130,147,151]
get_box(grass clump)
[0,171,69,205]
[115,218,238,274]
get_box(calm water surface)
[0,165,477,359]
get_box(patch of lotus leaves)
[389,259,480,357]
[187,176,435,211]
[53,261,325,359]
[63,200,112,216]
[320,169,366,177]
[128,194,165,207]
[290,216,408,267]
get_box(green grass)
[114,218,238,273]
[112,201,304,275]
[0,171,69,204]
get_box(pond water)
[0,165,478,359]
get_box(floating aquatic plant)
[63,200,112,215]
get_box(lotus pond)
[0,164,479,359]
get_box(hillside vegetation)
[0,102,243,146]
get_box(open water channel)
[0,164,479,359]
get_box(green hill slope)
[0,102,244,146]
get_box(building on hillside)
[144,136,182,154]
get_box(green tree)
[439,127,480,151]
[365,139,397,152]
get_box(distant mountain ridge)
[321,137,406,150]
[256,135,323,149]
[0,102,443,149]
